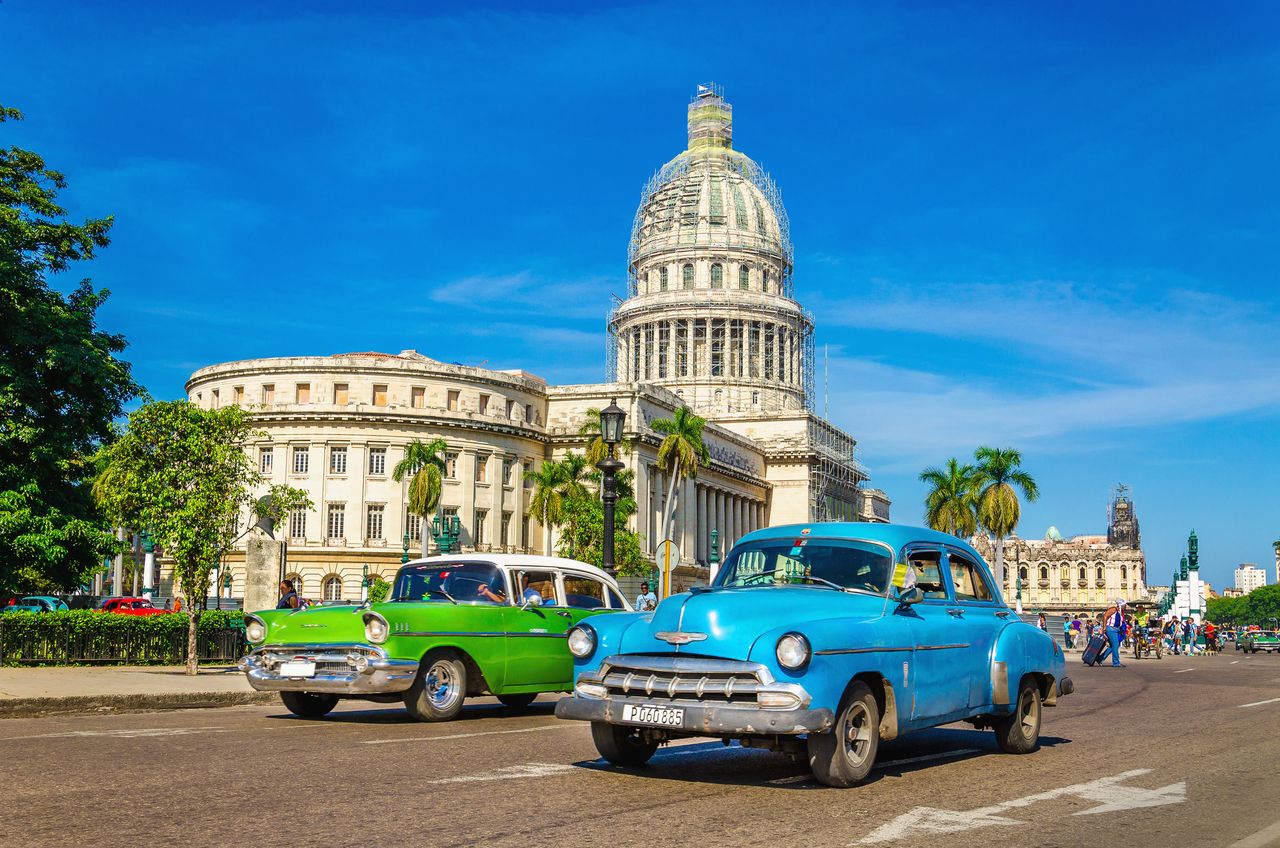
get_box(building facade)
[173,85,889,602]
[1235,563,1267,593]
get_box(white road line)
[1,726,227,741]
[1228,819,1280,848]
[361,723,582,744]
[1231,661,1239,665]
[1173,668,1196,674]
[1238,697,1280,708]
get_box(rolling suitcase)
[1082,633,1109,666]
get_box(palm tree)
[525,459,566,555]
[918,458,979,538]
[651,406,710,549]
[579,408,631,466]
[556,451,593,502]
[973,446,1039,595]
[392,438,449,555]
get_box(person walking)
[1062,616,1073,650]
[1104,600,1126,667]
[1037,612,1048,632]
[276,580,300,610]
[634,581,657,612]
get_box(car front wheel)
[807,680,880,787]
[403,650,467,722]
[591,721,658,766]
[993,677,1042,754]
[280,691,338,718]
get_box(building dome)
[1046,526,1064,542]
[609,84,812,415]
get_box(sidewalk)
[0,665,276,718]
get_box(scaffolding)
[807,417,870,522]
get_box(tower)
[608,84,813,415]
[1107,484,1140,549]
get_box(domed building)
[171,85,889,602]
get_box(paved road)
[3,651,1279,848]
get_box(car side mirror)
[896,586,923,606]
[521,595,542,610]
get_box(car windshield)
[391,562,507,604]
[714,537,893,595]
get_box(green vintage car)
[240,555,632,720]
[1241,630,1280,654]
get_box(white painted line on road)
[361,723,582,744]
[1231,661,1239,665]
[428,762,576,784]
[1228,819,1280,848]
[1238,697,1280,708]
[1173,668,1196,674]
[1,726,226,741]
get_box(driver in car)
[476,574,507,604]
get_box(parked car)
[2,595,69,613]
[555,522,1072,787]
[240,554,632,721]
[98,597,169,616]
[1241,631,1280,654]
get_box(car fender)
[570,611,651,677]
[991,621,1065,709]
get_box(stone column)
[513,457,526,551]
[715,490,725,552]
[634,459,650,552]
[459,450,477,549]
[697,485,708,562]
[492,455,505,551]
[681,475,696,566]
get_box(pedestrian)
[1204,620,1218,654]
[172,595,182,613]
[1037,612,1048,632]
[276,580,299,610]
[1170,617,1183,655]
[635,581,657,612]
[1062,616,1073,650]
[1071,614,1083,648]
[1104,599,1126,667]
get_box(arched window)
[659,267,668,291]
[762,270,770,292]
[1018,566,1028,581]
[1079,567,1086,580]
[1120,565,1127,578]
[740,265,750,290]
[1039,565,1049,580]
[682,264,694,289]
[322,575,343,602]
[1095,566,1104,583]
[710,264,723,288]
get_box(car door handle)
[947,608,965,617]
[556,611,573,619]
[995,610,1011,618]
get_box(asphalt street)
[3,650,1279,848]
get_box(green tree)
[368,575,391,604]
[252,483,314,536]
[555,490,648,575]
[94,402,259,674]
[651,407,710,548]
[1205,595,1242,625]
[1242,584,1280,627]
[525,459,566,554]
[918,458,979,537]
[973,446,1039,594]
[0,105,140,596]
[392,438,449,556]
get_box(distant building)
[1220,587,1244,599]
[1235,563,1267,593]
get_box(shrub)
[0,609,245,666]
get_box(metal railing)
[0,622,246,666]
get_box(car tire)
[280,691,338,718]
[496,693,538,710]
[807,680,880,787]
[993,677,1042,754]
[591,721,658,767]
[403,650,467,722]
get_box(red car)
[98,597,170,616]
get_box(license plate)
[279,661,316,678]
[621,703,684,727]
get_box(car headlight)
[363,612,389,644]
[776,632,811,670]
[245,616,266,644]
[567,624,596,659]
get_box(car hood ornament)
[655,631,708,645]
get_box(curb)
[0,691,278,719]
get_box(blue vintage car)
[1,595,69,613]
[555,522,1071,786]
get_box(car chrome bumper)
[555,694,833,735]
[239,644,419,696]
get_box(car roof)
[399,554,619,586]
[737,522,988,562]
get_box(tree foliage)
[252,484,314,536]
[94,402,259,674]
[918,458,979,537]
[973,446,1039,590]
[1208,585,1280,626]
[392,438,448,553]
[368,575,391,604]
[651,407,710,547]
[0,104,140,596]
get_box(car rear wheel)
[807,680,880,787]
[496,693,538,710]
[591,721,658,766]
[280,691,338,718]
[993,677,1042,754]
[403,650,467,722]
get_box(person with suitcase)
[1103,600,1126,667]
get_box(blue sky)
[4,1,1278,592]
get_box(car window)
[948,553,994,602]
[605,586,626,609]
[903,550,948,600]
[517,570,559,606]
[391,561,508,604]
[717,538,893,594]
[563,574,607,609]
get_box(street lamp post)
[709,529,720,582]
[402,530,411,564]
[361,564,369,603]
[595,399,627,574]
[430,514,462,554]
[140,529,156,598]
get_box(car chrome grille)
[599,656,768,705]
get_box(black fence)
[0,622,246,666]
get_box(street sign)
[655,540,680,599]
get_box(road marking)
[1173,668,1196,674]
[1,726,226,741]
[856,769,1185,844]
[1228,819,1280,848]
[1239,697,1280,708]
[428,762,576,784]
[1231,661,1239,665]
[361,723,581,744]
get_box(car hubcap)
[843,702,872,765]
[426,662,458,709]
[1019,691,1039,738]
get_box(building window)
[1018,566,1028,581]
[501,511,512,548]
[762,270,770,292]
[474,509,488,546]
[506,399,515,419]
[682,263,694,289]
[1079,566,1086,580]
[366,505,384,541]
[524,403,533,423]
[479,393,490,415]
[329,446,347,475]
[659,267,668,291]
[211,389,220,407]
[502,458,513,485]
[447,390,460,411]
[710,263,723,288]
[322,575,342,602]
[445,452,458,479]
[326,504,345,540]
[262,384,274,404]
[1040,565,1049,580]
[739,265,750,290]
[411,386,425,408]
[368,447,387,476]
[292,446,309,475]
[751,391,760,406]
[1096,566,1104,583]
[405,511,422,542]
[334,383,349,405]
[372,384,388,407]
[475,454,489,483]
[1120,564,1127,578]
[295,383,310,404]
[259,448,273,474]
[233,386,244,405]
[522,515,530,549]
[288,508,306,540]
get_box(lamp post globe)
[595,398,627,574]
